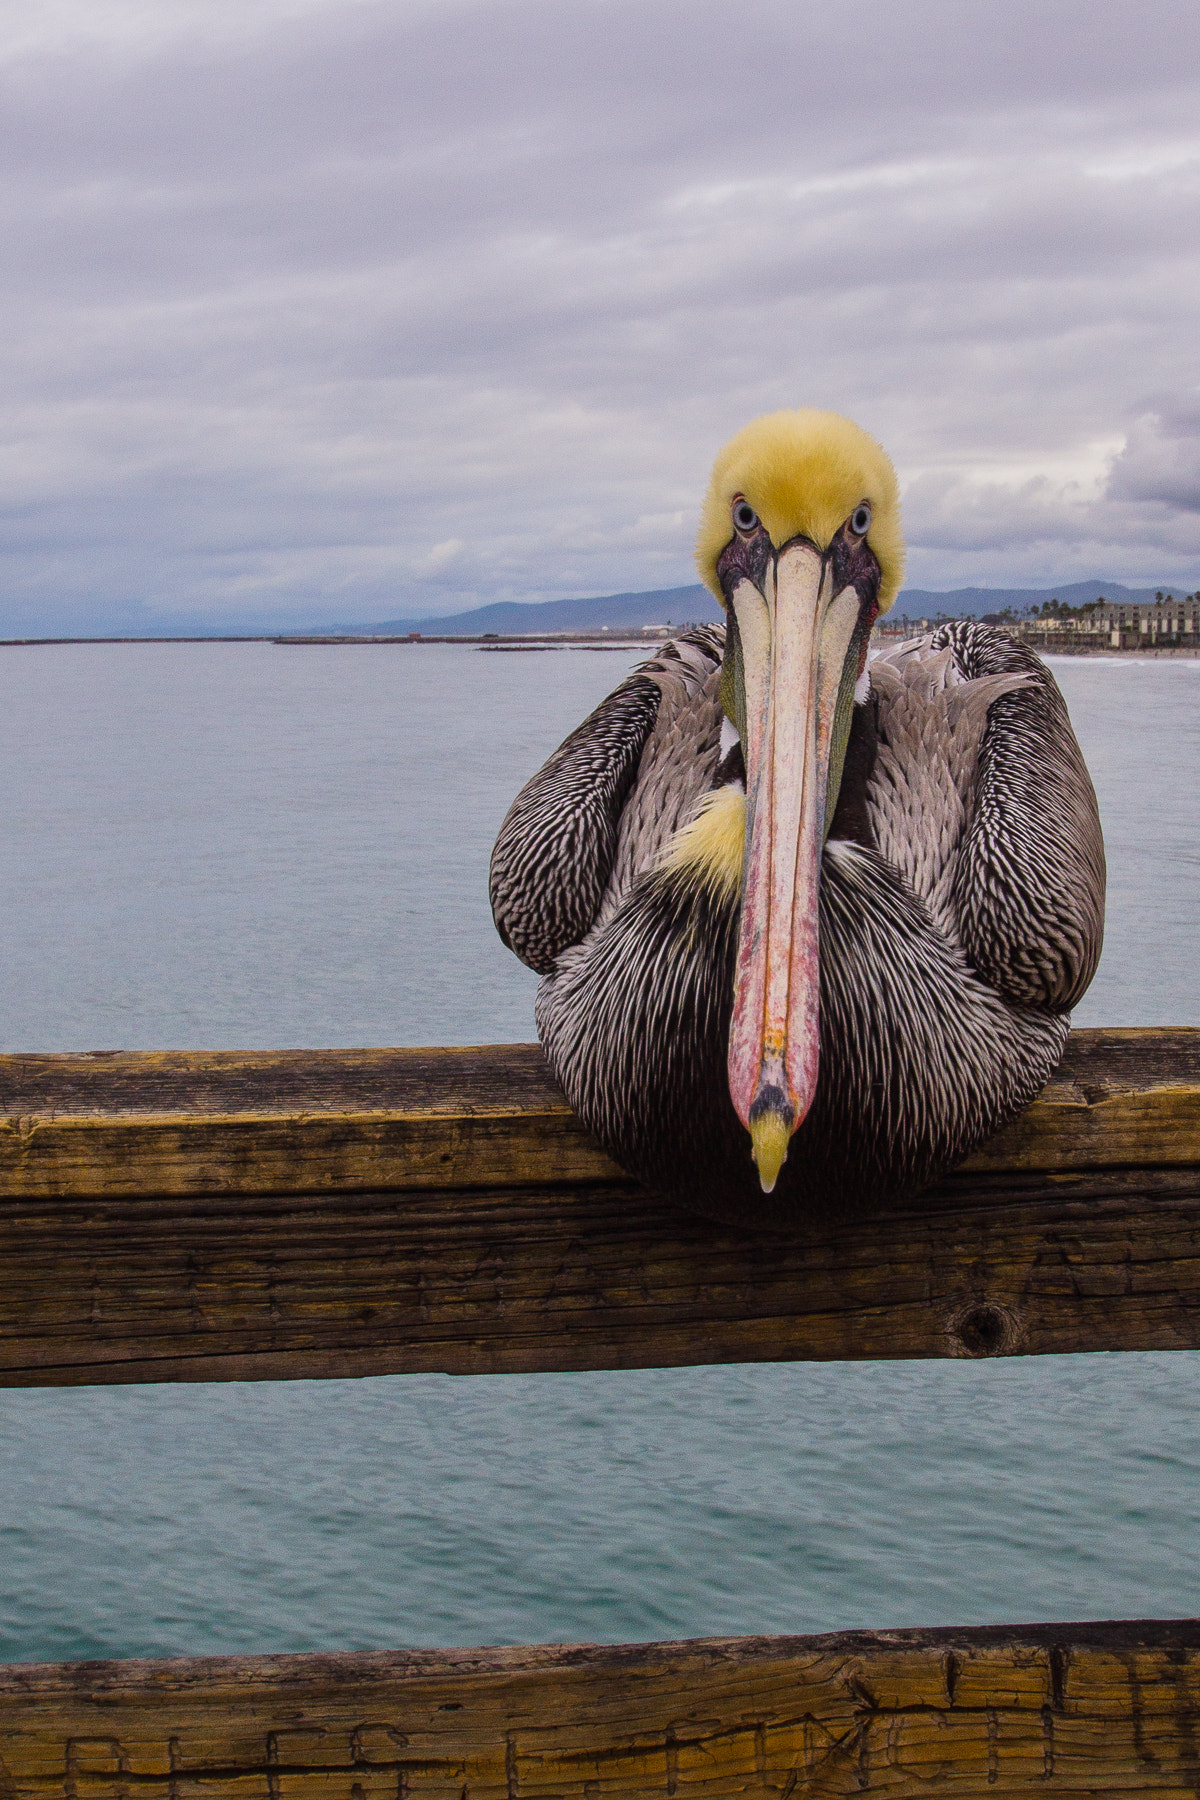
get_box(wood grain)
[4,1039,1200,1789]
[0,1044,623,1200]
[1,1029,1197,1203]
[6,1164,1200,1384]
[4,1621,1200,1796]
[1,1030,1199,1384]
[963,1027,1200,1175]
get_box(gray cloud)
[1108,401,1200,513]
[1,0,1199,629]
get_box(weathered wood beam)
[0,1042,620,1201]
[3,1621,1200,1796]
[2,1028,1198,1202]
[1,1029,1198,1385]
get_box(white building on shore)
[879,591,1200,649]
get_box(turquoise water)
[0,643,1198,1662]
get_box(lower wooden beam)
[3,1621,1200,1796]
[3,1165,1200,1384]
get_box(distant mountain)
[317,577,1195,639]
[345,584,722,636]
[4,577,1195,643]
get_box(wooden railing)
[2,1027,1199,1794]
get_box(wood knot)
[948,1301,1022,1357]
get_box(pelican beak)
[726,539,863,1192]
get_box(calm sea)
[0,642,1198,1662]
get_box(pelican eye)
[850,502,872,536]
[732,499,759,534]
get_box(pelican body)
[490,412,1105,1225]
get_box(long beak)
[726,540,860,1193]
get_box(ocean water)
[0,642,1198,1662]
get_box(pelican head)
[695,409,905,1192]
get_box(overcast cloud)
[2,0,1199,630]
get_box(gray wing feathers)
[489,627,726,974]
[872,624,1105,1013]
[867,643,1031,941]
[597,640,726,925]
[489,675,661,973]
[948,626,1105,1011]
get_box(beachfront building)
[1054,594,1200,648]
[878,592,1200,650]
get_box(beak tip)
[749,1109,792,1195]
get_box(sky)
[2,0,1200,633]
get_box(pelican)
[490,410,1105,1224]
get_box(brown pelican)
[490,410,1105,1225]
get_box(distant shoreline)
[2,630,1199,658]
[0,644,271,651]
[0,631,672,648]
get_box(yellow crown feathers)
[695,409,906,614]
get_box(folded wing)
[489,628,726,974]
[869,622,1105,1014]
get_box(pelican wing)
[870,623,1105,1014]
[489,628,725,974]
[947,624,1104,1011]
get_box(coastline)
[3,629,1199,658]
